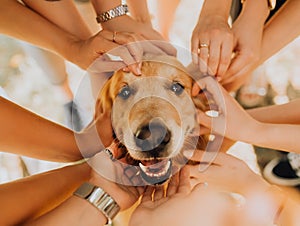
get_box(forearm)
[199,0,232,20]
[260,0,300,63]
[0,163,91,225]
[22,0,93,39]
[236,0,269,27]
[0,97,82,162]
[246,122,300,153]
[247,99,300,124]
[126,0,152,25]
[24,196,107,226]
[0,0,80,66]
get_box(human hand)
[221,11,265,91]
[100,15,177,56]
[187,151,286,226]
[130,167,234,226]
[187,151,269,194]
[191,15,234,78]
[88,144,145,210]
[195,76,260,142]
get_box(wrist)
[74,182,120,225]
[200,1,231,20]
[89,169,123,209]
[239,0,269,26]
[238,119,263,144]
[63,35,85,68]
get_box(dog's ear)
[95,79,113,117]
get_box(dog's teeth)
[139,162,147,172]
[166,160,171,170]
[139,160,172,178]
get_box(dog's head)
[95,55,208,184]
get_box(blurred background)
[0,0,299,206]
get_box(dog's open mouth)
[138,159,172,185]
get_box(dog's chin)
[138,158,172,185]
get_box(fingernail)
[136,67,142,75]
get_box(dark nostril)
[135,123,170,151]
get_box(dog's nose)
[134,122,171,152]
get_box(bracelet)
[74,182,120,225]
[96,4,129,23]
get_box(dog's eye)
[171,82,184,95]
[118,86,131,99]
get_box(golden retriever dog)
[95,55,209,185]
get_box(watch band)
[74,182,120,225]
[96,4,129,23]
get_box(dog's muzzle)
[132,119,173,185]
[134,120,171,154]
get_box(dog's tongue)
[140,159,168,169]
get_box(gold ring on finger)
[200,43,209,49]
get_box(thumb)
[196,109,212,129]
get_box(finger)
[166,172,179,196]
[109,45,140,74]
[196,109,212,129]
[107,32,142,75]
[153,185,165,201]
[217,41,233,78]
[222,76,246,92]
[192,82,201,96]
[191,34,200,65]
[177,167,191,194]
[223,52,248,81]
[138,40,166,56]
[222,64,252,85]
[195,76,226,115]
[198,41,210,74]
[149,40,177,56]
[207,39,221,76]
[199,126,211,135]
[141,186,155,203]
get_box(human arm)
[0,162,91,225]
[188,151,300,226]
[191,0,234,77]
[21,0,93,39]
[247,99,300,124]
[126,0,152,26]
[90,0,176,56]
[130,167,235,226]
[25,147,144,226]
[221,0,269,85]
[91,0,159,39]
[0,96,114,161]
[223,0,300,91]
[0,0,143,72]
[196,76,300,153]
[0,97,82,162]
[260,0,300,64]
